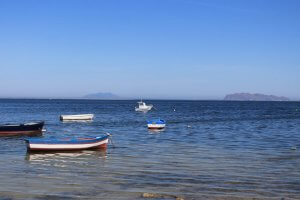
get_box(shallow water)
[0,99,300,199]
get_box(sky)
[0,0,299,99]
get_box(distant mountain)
[224,93,290,101]
[83,92,119,99]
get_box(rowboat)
[25,135,109,151]
[135,100,153,112]
[0,121,44,136]
[59,114,94,121]
[147,119,166,129]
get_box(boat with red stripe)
[147,119,166,129]
[25,134,110,151]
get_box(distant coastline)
[224,93,290,101]
[0,92,295,101]
[0,97,297,102]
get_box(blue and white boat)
[147,119,166,129]
[25,134,109,151]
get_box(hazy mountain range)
[82,92,290,101]
[224,93,290,101]
[0,92,293,101]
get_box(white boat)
[60,114,94,121]
[135,100,153,112]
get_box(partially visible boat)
[60,114,94,121]
[135,100,153,112]
[0,121,44,136]
[25,134,110,151]
[147,119,166,129]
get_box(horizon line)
[0,97,299,102]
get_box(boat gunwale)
[147,119,166,125]
[0,121,44,128]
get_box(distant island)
[83,92,120,100]
[224,93,290,101]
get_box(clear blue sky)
[0,0,299,99]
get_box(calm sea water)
[0,99,299,200]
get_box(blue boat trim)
[147,119,166,124]
[25,135,109,145]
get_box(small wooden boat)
[60,114,94,121]
[147,119,166,129]
[0,121,44,136]
[25,135,109,151]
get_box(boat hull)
[26,136,109,151]
[135,107,152,112]
[0,122,44,136]
[147,124,166,129]
[147,119,166,129]
[60,114,94,121]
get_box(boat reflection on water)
[148,128,165,134]
[25,149,107,162]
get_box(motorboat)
[135,100,153,112]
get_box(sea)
[0,99,299,200]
